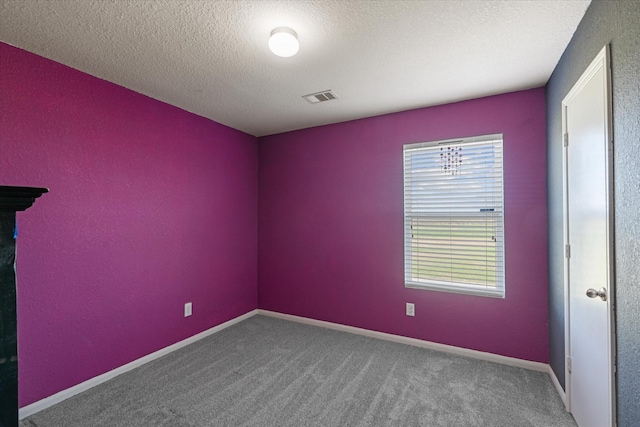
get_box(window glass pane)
[403,135,504,298]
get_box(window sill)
[405,281,505,299]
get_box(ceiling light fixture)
[269,27,299,57]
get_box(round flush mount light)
[269,27,299,57]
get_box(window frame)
[403,134,505,298]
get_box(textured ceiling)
[0,0,591,137]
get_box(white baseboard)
[257,309,549,372]
[19,309,258,419]
[20,308,564,420]
[547,364,567,407]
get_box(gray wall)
[546,0,640,425]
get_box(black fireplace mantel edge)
[0,186,49,213]
[0,185,47,427]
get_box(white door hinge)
[567,356,572,373]
[565,244,571,259]
[564,133,569,147]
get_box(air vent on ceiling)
[303,90,338,104]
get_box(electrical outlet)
[184,302,192,317]
[406,303,415,317]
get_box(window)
[403,134,505,298]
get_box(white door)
[563,46,615,427]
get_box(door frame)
[562,44,616,424]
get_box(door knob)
[586,287,607,301]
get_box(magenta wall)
[1,39,548,407]
[0,43,258,406]
[258,88,549,362]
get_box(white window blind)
[403,134,505,298]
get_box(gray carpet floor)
[20,315,576,426]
